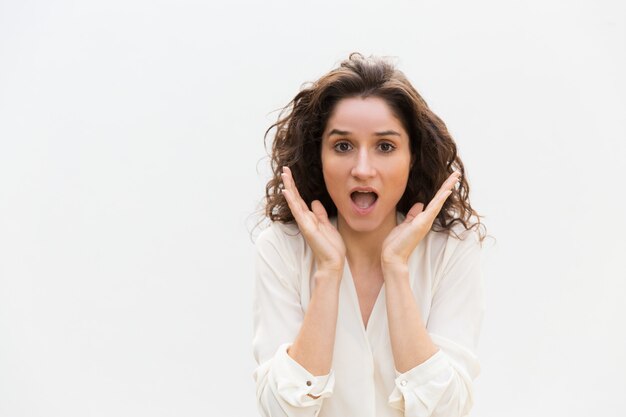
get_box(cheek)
[385,155,411,179]
[322,164,343,195]
[396,154,412,185]
[321,160,353,208]
[384,163,412,197]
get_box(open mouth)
[350,191,378,209]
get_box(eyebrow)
[374,130,402,137]
[327,129,351,136]
[327,129,402,137]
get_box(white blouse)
[252,214,485,417]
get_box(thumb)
[311,200,330,224]
[405,202,424,222]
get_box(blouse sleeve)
[252,225,335,417]
[388,228,485,417]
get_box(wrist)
[380,250,409,268]
[381,262,409,282]
[314,266,344,285]
[316,257,344,273]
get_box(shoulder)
[397,212,480,259]
[255,221,309,273]
[425,219,481,253]
[419,219,482,289]
[255,220,304,251]
[443,221,482,255]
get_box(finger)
[426,172,460,209]
[281,169,318,231]
[311,200,330,225]
[424,189,453,218]
[282,167,308,212]
[281,172,307,215]
[405,202,424,222]
[281,188,305,222]
[436,171,461,196]
[285,190,320,236]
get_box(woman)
[253,53,486,417]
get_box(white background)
[1,0,625,416]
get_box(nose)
[350,149,376,179]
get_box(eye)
[333,141,353,153]
[377,142,395,153]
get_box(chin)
[341,216,383,233]
[338,204,395,234]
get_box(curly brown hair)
[263,53,486,241]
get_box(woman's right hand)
[281,166,346,275]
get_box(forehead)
[323,97,407,136]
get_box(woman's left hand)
[381,171,462,271]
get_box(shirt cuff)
[388,350,451,410]
[270,343,335,407]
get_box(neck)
[337,212,397,269]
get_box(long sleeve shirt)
[252,214,485,417]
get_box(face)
[321,96,412,234]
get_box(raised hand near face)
[281,166,346,275]
[381,171,462,271]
